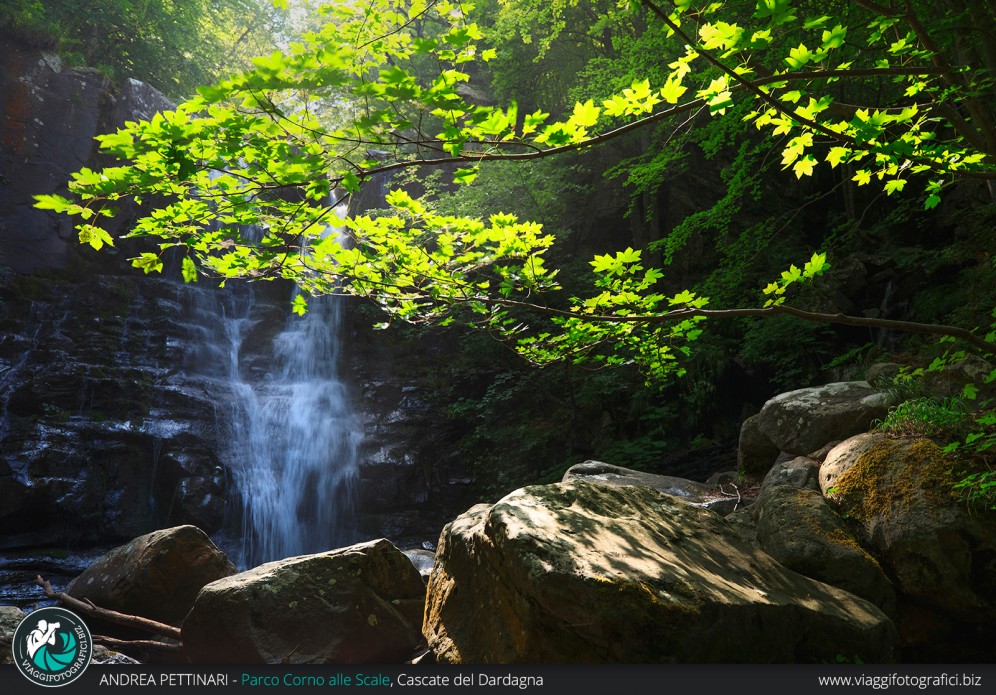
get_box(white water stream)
[176,218,360,568]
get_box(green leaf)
[826,147,849,168]
[785,44,814,69]
[454,167,479,185]
[292,294,309,316]
[341,172,361,193]
[132,252,163,275]
[181,257,198,283]
[33,194,73,212]
[570,99,601,128]
[792,155,817,178]
[883,178,907,195]
[852,170,872,186]
[78,224,114,251]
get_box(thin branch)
[35,576,182,642]
[94,635,183,655]
[356,0,439,50]
[345,68,996,184]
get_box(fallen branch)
[94,635,183,655]
[35,576,182,642]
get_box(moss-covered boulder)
[424,481,897,663]
[182,539,426,664]
[821,435,996,627]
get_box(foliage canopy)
[34,0,996,381]
[1,0,284,98]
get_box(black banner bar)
[2,664,994,695]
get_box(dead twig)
[718,482,743,511]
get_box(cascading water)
[174,213,361,569]
[225,290,360,568]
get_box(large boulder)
[819,432,885,494]
[562,460,745,515]
[754,485,895,612]
[182,538,426,664]
[752,381,891,459]
[424,481,897,663]
[65,525,236,626]
[821,435,996,625]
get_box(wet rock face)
[344,309,479,549]
[0,39,247,552]
[0,39,173,275]
[0,274,235,549]
[0,42,108,273]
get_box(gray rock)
[754,381,890,457]
[66,525,236,627]
[761,456,821,493]
[424,481,898,663]
[113,78,174,129]
[724,506,760,548]
[865,363,902,385]
[91,645,140,664]
[563,461,744,515]
[922,356,995,401]
[182,538,426,664]
[705,470,740,486]
[754,485,895,612]
[738,414,779,475]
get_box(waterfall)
[174,215,361,568]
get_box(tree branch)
[94,635,183,656]
[35,576,182,642]
[437,296,996,356]
[350,66,991,185]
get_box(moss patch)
[832,438,959,523]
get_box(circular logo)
[12,607,92,688]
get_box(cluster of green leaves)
[516,247,707,380]
[952,470,996,510]
[32,0,996,384]
[761,252,829,306]
[1,0,284,99]
[874,396,973,440]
